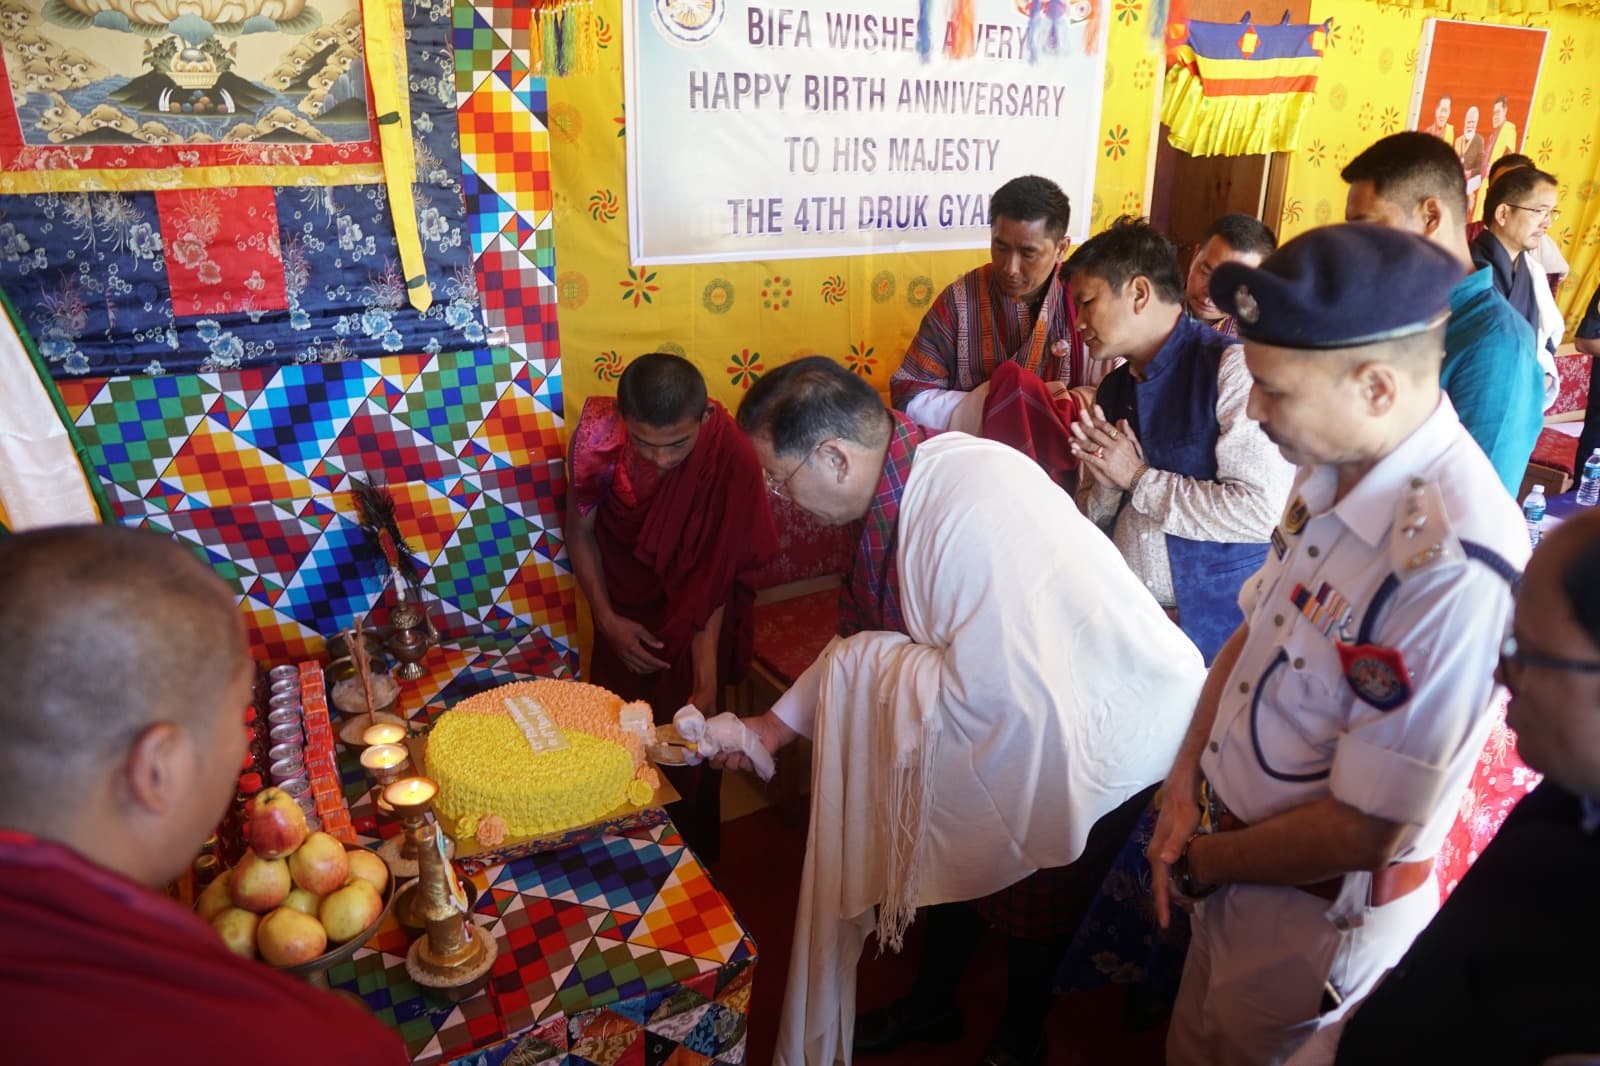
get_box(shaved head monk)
[567,353,778,862]
[0,525,407,1063]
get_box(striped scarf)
[838,411,929,636]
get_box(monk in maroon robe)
[567,353,777,862]
[0,526,407,1064]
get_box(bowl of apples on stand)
[197,785,396,992]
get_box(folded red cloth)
[980,360,1082,491]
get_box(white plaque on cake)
[504,695,570,754]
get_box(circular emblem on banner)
[1012,0,1090,23]
[652,0,726,46]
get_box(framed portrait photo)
[1409,18,1548,220]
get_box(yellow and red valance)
[1161,13,1330,157]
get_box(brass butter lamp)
[360,742,418,878]
[361,721,407,747]
[385,777,496,1001]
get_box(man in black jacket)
[1320,507,1600,1065]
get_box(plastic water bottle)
[1579,449,1600,507]
[1523,484,1547,548]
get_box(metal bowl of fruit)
[196,786,399,985]
[278,870,395,985]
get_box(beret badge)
[1235,285,1260,324]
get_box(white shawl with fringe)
[774,433,1208,1066]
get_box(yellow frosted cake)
[426,680,662,842]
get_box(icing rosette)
[476,814,507,847]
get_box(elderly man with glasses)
[1286,508,1600,1064]
[723,356,1206,1066]
[565,352,777,862]
[1472,164,1565,402]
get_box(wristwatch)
[1172,834,1219,899]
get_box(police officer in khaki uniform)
[1147,224,1531,1065]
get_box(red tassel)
[378,528,399,569]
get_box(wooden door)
[1146,1,1312,260]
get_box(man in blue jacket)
[1066,216,1293,663]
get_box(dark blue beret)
[1210,223,1462,350]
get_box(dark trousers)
[1577,355,1600,475]
[905,783,1158,1051]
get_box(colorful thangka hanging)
[0,0,482,376]
[1161,13,1331,157]
[0,0,383,190]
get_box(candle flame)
[362,722,406,747]
[360,743,408,771]
[384,776,437,808]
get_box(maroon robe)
[0,830,409,1064]
[569,397,777,860]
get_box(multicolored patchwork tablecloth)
[310,644,757,1066]
[326,823,755,1066]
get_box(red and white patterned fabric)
[1435,695,1541,900]
[1531,354,1591,475]
[1549,352,1593,418]
[157,187,288,318]
[752,588,839,685]
[746,494,854,590]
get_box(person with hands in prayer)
[1065,217,1291,663]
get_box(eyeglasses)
[764,441,827,499]
[1498,634,1600,676]
[1506,204,1561,223]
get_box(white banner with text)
[624,1,1106,265]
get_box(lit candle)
[361,722,407,748]
[384,776,438,810]
[361,743,408,772]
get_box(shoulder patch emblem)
[1336,642,1412,711]
[1282,495,1310,536]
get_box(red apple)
[319,879,383,943]
[283,886,322,916]
[344,848,389,895]
[195,870,234,923]
[247,787,309,859]
[287,831,349,895]
[230,850,291,914]
[210,907,260,960]
[256,906,327,966]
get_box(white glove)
[697,712,776,781]
[673,704,707,743]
